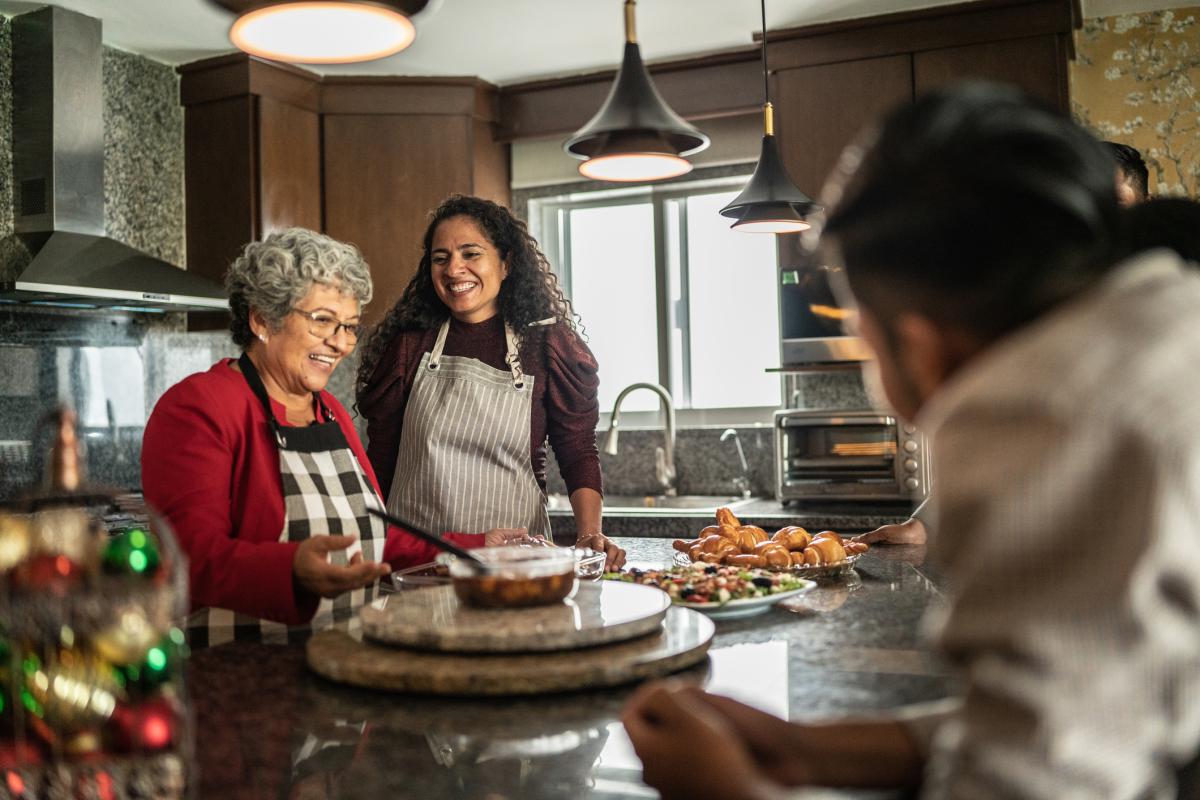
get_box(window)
[533,178,781,420]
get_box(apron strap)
[237,352,328,449]
[503,323,526,390]
[427,320,452,369]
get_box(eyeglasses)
[291,308,362,342]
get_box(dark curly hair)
[356,195,580,393]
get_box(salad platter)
[604,563,815,620]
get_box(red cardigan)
[141,359,483,625]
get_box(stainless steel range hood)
[0,6,227,313]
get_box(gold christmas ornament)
[0,513,33,572]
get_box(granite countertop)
[186,537,953,799]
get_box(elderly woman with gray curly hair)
[143,228,525,645]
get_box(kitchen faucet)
[720,428,753,499]
[603,382,677,496]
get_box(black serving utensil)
[366,506,491,573]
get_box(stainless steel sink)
[545,493,757,516]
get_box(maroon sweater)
[358,315,603,499]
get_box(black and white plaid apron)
[386,319,551,538]
[187,353,387,647]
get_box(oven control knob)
[902,440,919,453]
[904,477,920,490]
[902,424,917,435]
[903,458,919,472]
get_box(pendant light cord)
[761,0,769,106]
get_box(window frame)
[528,175,783,428]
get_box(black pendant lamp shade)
[211,0,430,64]
[720,105,820,233]
[564,1,709,182]
[719,0,820,233]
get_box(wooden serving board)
[307,606,714,696]
[360,580,670,653]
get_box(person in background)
[356,195,624,569]
[1105,140,1150,206]
[623,84,1200,799]
[1124,196,1200,264]
[143,229,524,646]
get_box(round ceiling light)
[222,2,418,64]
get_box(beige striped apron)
[386,319,551,538]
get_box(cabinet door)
[258,97,321,236]
[323,114,473,324]
[772,55,914,211]
[772,55,912,267]
[913,35,1067,110]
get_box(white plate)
[677,581,815,620]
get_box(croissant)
[763,547,792,569]
[735,528,759,553]
[789,550,807,567]
[716,507,742,529]
[771,526,810,551]
[698,525,723,540]
[739,525,768,544]
[698,534,727,554]
[805,536,847,565]
[812,530,844,545]
[844,541,869,555]
[727,553,767,569]
[714,538,740,557]
[672,538,697,554]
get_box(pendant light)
[211,1,427,64]
[719,0,820,233]
[564,0,709,182]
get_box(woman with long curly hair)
[356,195,624,568]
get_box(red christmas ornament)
[107,698,178,753]
[9,554,85,594]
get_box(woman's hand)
[854,517,927,545]
[621,682,776,800]
[483,528,529,547]
[293,535,389,599]
[576,532,626,570]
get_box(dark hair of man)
[820,83,1122,344]
[1105,141,1150,201]
[1123,197,1200,264]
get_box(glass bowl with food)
[447,546,578,608]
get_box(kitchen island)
[186,537,953,799]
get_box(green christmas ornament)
[102,528,161,577]
[112,628,188,694]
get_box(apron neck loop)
[237,352,327,449]
[428,319,452,370]
[503,323,526,390]
[430,318,526,390]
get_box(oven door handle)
[778,415,894,428]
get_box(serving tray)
[360,580,670,653]
[308,606,713,696]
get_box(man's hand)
[293,535,389,598]
[621,682,776,800]
[854,517,927,545]
[576,532,626,570]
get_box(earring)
[257,333,267,343]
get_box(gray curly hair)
[225,228,373,348]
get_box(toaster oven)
[775,409,929,503]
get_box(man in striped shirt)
[623,83,1200,799]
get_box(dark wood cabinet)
[913,35,1070,110]
[772,55,914,213]
[178,58,509,329]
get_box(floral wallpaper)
[1071,6,1200,197]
